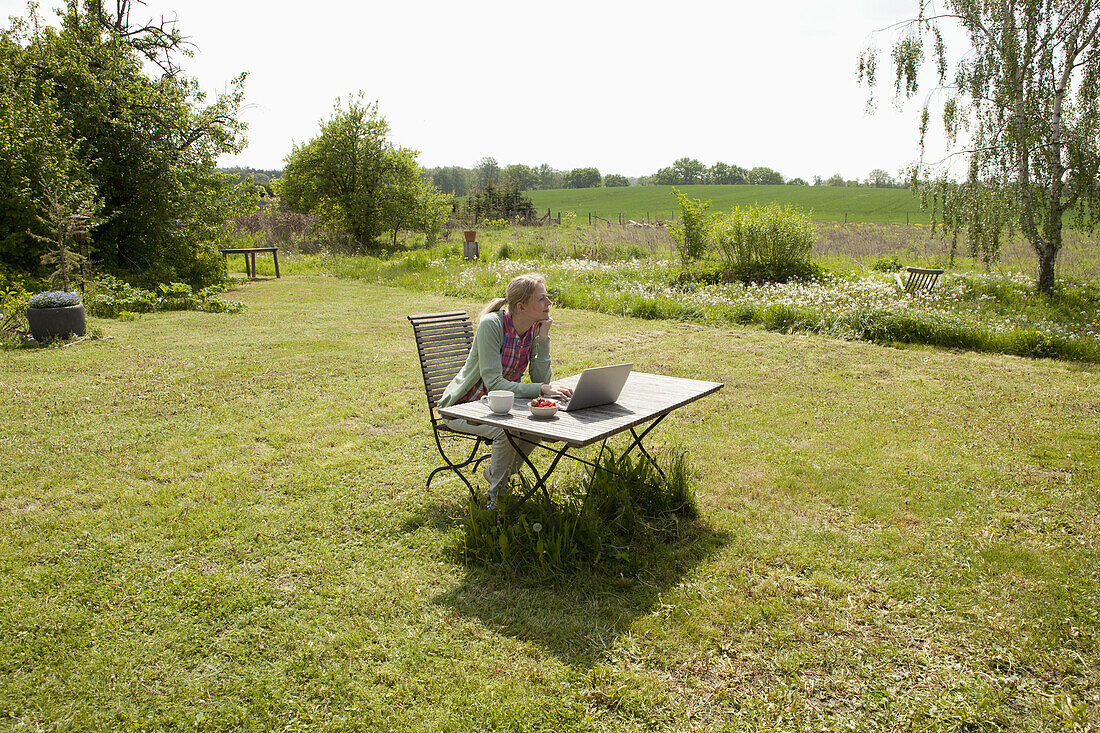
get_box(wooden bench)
[220,247,280,278]
[895,266,943,293]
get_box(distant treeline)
[220,167,281,196]
[422,158,631,196]
[220,160,908,201]
[423,157,909,195]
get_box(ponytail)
[477,297,507,323]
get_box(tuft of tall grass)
[456,448,697,574]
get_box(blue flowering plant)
[28,291,83,309]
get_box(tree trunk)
[1036,239,1058,295]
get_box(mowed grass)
[2,275,1099,731]
[527,185,930,225]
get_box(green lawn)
[526,185,929,225]
[3,276,1099,730]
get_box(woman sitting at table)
[438,272,574,508]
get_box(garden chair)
[895,266,945,293]
[407,310,489,500]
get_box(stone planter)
[27,303,86,342]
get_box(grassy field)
[3,275,1098,730]
[526,186,929,225]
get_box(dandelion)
[532,523,542,533]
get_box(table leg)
[622,413,668,480]
[250,252,257,278]
[503,431,567,531]
[273,250,280,278]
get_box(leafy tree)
[859,0,1100,293]
[652,166,680,185]
[428,166,476,196]
[787,177,808,186]
[537,164,563,190]
[0,34,81,275]
[476,157,500,190]
[867,168,896,188]
[826,174,846,186]
[501,164,539,191]
[221,167,279,196]
[604,174,630,187]
[380,148,450,246]
[280,97,448,249]
[564,167,602,188]
[1,0,249,287]
[672,157,707,184]
[748,166,784,185]
[710,162,748,185]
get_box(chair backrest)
[902,266,944,293]
[408,311,474,411]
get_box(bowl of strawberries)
[528,396,560,418]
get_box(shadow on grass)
[430,514,729,667]
[400,498,470,534]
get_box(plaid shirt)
[460,310,534,403]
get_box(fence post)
[906,212,909,225]
[844,212,848,223]
[588,212,592,225]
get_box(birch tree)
[859,0,1100,294]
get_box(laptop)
[558,363,633,412]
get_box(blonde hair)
[478,272,547,323]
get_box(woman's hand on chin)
[535,318,553,339]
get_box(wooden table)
[219,247,280,278]
[436,371,723,524]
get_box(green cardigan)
[438,310,552,408]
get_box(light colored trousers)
[443,417,540,499]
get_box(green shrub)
[157,282,196,311]
[728,259,824,284]
[87,275,158,317]
[87,275,244,318]
[1,281,31,345]
[712,204,818,283]
[872,254,904,272]
[672,260,733,287]
[669,189,712,265]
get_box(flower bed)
[436,255,1100,361]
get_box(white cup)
[487,390,514,414]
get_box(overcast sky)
[8,0,949,181]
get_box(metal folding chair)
[407,310,489,500]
